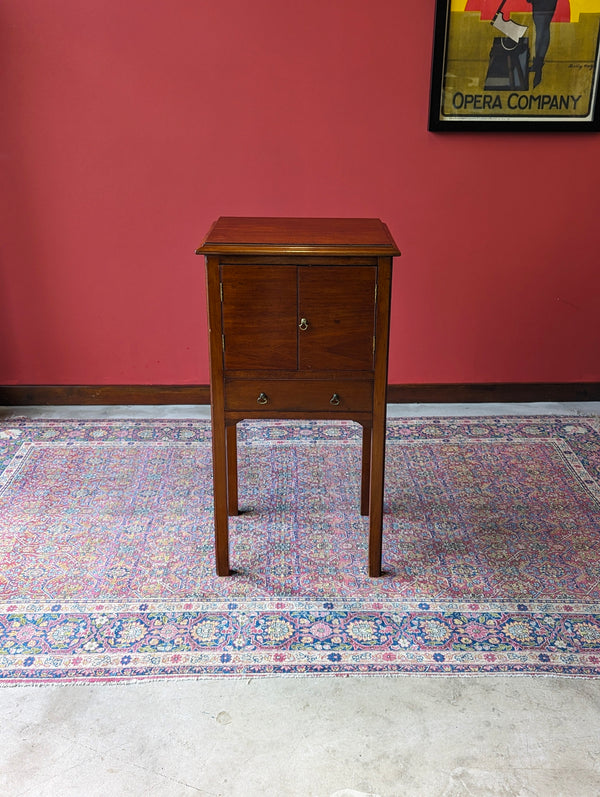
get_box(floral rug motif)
[1,416,600,682]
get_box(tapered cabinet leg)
[368,416,386,578]
[360,424,371,516]
[211,417,231,576]
[226,423,239,517]
[205,251,231,576]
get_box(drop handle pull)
[330,393,341,406]
[299,318,309,331]
[257,392,269,405]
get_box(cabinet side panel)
[221,265,298,370]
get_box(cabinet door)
[298,266,376,371]
[221,265,298,370]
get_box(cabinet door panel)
[221,266,297,370]
[298,266,376,371]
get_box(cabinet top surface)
[195,217,400,257]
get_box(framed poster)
[429,0,600,130]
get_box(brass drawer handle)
[299,318,309,331]
[257,392,269,405]
[330,393,341,406]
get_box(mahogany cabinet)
[196,217,400,577]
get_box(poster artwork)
[433,0,600,125]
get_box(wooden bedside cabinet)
[196,217,400,577]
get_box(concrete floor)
[1,403,600,797]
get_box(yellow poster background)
[441,2,600,119]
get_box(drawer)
[224,380,373,412]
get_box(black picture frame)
[429,0,600,131]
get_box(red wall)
[1,0,599,386]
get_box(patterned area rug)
[1,416,600,682]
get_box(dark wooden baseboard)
[386,383,600,403]
[1,383,599,406]
[0,385,210,406]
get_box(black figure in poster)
[527,0,560,86]
[485,0,562,89]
